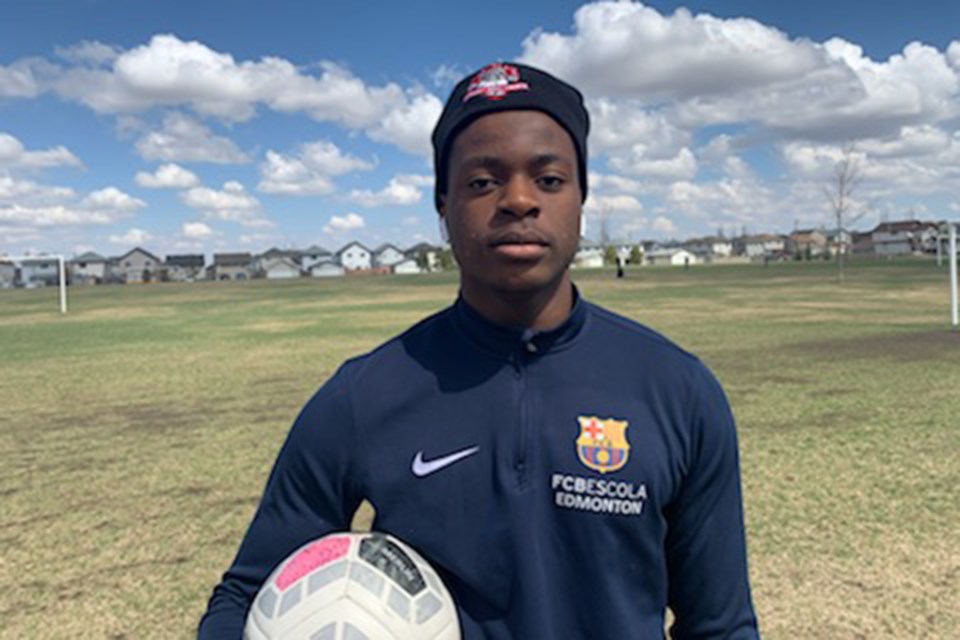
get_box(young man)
[199,62,759,639]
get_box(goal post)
[950,223,958,331]
[1,254,68,313]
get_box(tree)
[824,145,865,283]
[603,246,618,266]
[629,245,642,265]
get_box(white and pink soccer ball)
[245,532,461,640]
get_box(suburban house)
[301,245,333,272]
[211,253,253,280]
[165,254,205,282]
[646,247,698,266]
[736,234,785,258]
[309,261,345,278]
[871,220,940,256]
[69,251,108,284]
[573,239,604,268]
[337,242,373,271]
[392,258,422,274]
[19,256,61,286]
[787,229,828,258]
[255,248,302,274]
[684,236,733,258]
[373,243,406,268]
[404,242,441,272]
[114,247,164,283]
[260,255,301,279]
[825,229,853,256]
[0,260,15,288]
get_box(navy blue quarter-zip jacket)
[199,293,759,639]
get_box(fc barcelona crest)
[576,415,630,474]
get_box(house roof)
[259,247,302,259]
[335,241,371,256]
[373,243,402,254]
[405,242,440,256]
[166,254,205,268]
[117,246,162,263]
[872,220,938,234]
[262,256,300,270]
[213,252,252,267]
[71,251,106,263]
[302,244,331,256]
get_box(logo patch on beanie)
[463,63,529,102]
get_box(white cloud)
[520,2,960,144]
[367,93,444,157]
[135,163,200,188]
[181,221,213,238]
[588,98,690,155]
[108,228,151,245]
[521,2,824,100]
[652,216,678,234]
[0,61,40,99]
[81,187,146,211]
[348,174,432,207]
[258,140,374,195]
[402,215,420,226]
[609,146,698,181]
[323,212,365,235]
[135,112,249,163]
[55,41,121,66]
[180,180,270,227]
[0,132,82,170]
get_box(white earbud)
[439,217,450,243]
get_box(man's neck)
[460,275,574,330]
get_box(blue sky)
[2,0,959,258]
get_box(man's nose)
[497,176,540,218]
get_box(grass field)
[1,260,958,639]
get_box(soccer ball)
[244,532,461,640]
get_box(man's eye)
[538,175,565,189]
[468,177,495,190]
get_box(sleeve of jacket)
[665,362,759,639]
[197,364,364,639]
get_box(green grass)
[1,260,958,639]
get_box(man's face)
[440,110,582,299]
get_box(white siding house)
[392,258,422,274]
[261,256,301,279]
[309,261,345,278]
[337,242,372,271]
[646,248,698,266]
[373,244,406,268]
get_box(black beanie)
[431,62,590,212]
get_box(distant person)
[199,62,759,639]
[616,256,624,278]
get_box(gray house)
[69,252,108,284]
[114,247,164,283]
[166,254,205,282]
[212,253,253,280]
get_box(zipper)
[513,340,537,488]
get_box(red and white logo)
[463,63,530,102]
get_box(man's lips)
[488,230,550,247]
[489,231,550,259]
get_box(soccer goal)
[1,255,68,313]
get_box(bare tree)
[824,145,865,282]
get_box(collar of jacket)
[451,285,588,358]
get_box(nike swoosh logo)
[411,446,480,477]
